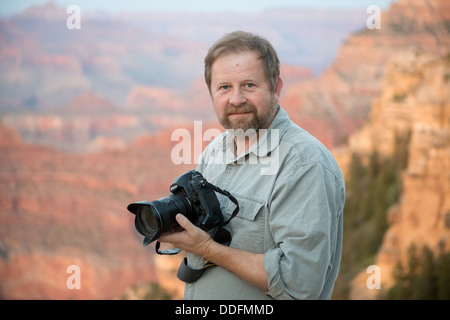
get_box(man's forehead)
[213,50,259,64]
[211,51,263,78]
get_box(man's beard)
[219,102,276,132]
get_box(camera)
[127,170,239,252]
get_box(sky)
[0,0,397,16]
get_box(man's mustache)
[224,103,257,116]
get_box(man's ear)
[273,77,283,104]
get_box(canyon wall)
[337,52,450,299]
[0,123,201,299]
[1,0,450,299]
[281,0,450,148]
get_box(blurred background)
[0,0,449,300]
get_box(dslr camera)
[127,170,238,254]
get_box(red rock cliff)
[337,52,450,299]
[281,0,450,148]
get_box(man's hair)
[204,30,280,94]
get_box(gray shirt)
[185,106,345,300]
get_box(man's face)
[210,51,282,132]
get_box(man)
[159,31,345,300]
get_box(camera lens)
[127,194,192,245]
[137,206,159,235]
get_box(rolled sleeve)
[264,248,288,299]
[264,161,342,300]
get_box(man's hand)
[158,214,214,258]
[159,214,269,292]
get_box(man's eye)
[245,83,255,88]
[220,85,230,90]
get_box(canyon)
[281,0,450,147]
[343,52,450,299]
[0,122,196,299]
[0,0,449,299]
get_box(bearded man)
[160,31,345,300]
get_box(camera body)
[171,169,224,230]
[127,170,224,246]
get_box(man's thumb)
[176,214,193,231]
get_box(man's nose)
[229,87,247,106]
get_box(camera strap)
[177,257,215,283]
[200,179,240,228]
[176,227,232,283]
[155,241,181,255]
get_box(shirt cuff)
[264,248,292,300]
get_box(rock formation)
[281,0,450,148]
[0,123,199,299]
[338,52,450,299]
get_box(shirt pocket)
[224,193,266,254]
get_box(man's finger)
[175,214,194,231]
